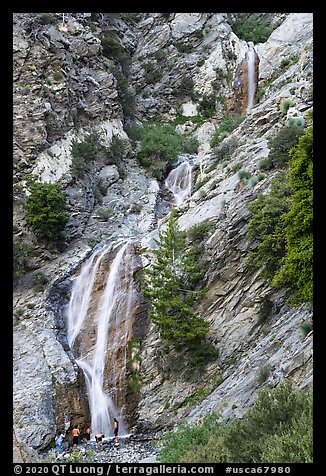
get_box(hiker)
[113,418,119,444]
[196,418,203,427]
[95,433,105,449]
[85,427,91,445]
[55,431,65,453]
[72,425,80,449]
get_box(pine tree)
[141,212,209,350]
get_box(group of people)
[55,418,119,454]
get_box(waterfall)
[246,46,256,113]
[66,240,135,438]
[165,157,194,207]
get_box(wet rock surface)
[42,437,160,463]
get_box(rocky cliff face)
[13,12,313,460]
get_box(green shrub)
[286,117,305,128]
[110,65,135,117]
[272,127,313,304]
[181,135,200,154]
[96,178,108,196]
[174,42,193,53]
[107,135,127,161]
[257,157,272,170]
[268,124,305,168]
[25,182,69,240]
[247,171,291,281]
[172,115,206,126]
[213,136,239,161]
[52,71,64,82]
[247,127,312,305]
[260,412,313,463]
[222,382,312,463]
[137,123,182,180]
[232,18,273,43]
[248,175,259,188]
[13,236,33,280]
[299,320,313,338]
[32,272,49,292]
[257,296,273,324]
[153,50,167,62]
[70,133,99,178]
[193,174,210,192]
[101,36,123,58]
[237,169,251,181]
[279,98,295,113]
[159,414,220,463]
[174,76,196,100]
[210,115,244,148]
[39,13,57,25]
[159,382,312,463]
[143,62,163,84]
[124,122,141,144]
[97,207,111,221]
[199,93,216,118]
[128,370,142,394]
[279,55,297,73]
[187,221,214,243]
[256,363,271,384]
[231,163,241,173]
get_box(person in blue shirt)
[55,431,65,453]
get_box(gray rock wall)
[13,12,313,458]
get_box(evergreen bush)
[268,124,305,168]
[272,127,313,304]
[140,213,210,352]
[159,381,312,463]
[70,133,99,178]
[25,182,69,240]
[210,115,244,148]
[199,93,216,118]
[137,123,182,180]
[232,18,273,44]
[247,126,312,304]
[247,171,291,281]
[173,76,196,100]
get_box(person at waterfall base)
[72,425,80,448]
[55,431,65,453]
[95,433,105,448]
[85,427,91,445]
[113,418,119,443]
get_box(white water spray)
[165,157,194,207]
[67,241,134,438]
[246,46,256,113]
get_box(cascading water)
[246,45,256,113]
[66,240,136,438]
[165,157,194,207]
[66,158,195,439]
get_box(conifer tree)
[25,181,69,239]
[141,212,209,350]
